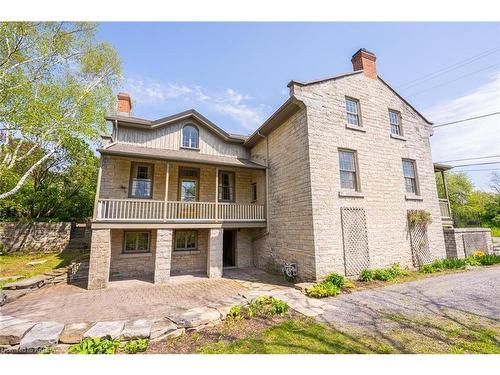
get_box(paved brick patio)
[1,274,249,324]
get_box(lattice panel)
[408,211,432,267]
[341,207,370,276]
[462,233,488,256]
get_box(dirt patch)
[147,314,290,354]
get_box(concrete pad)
[84,321,125,339]
[150,319,178,340]
[121,319,153,340]
[59,322,92,344]
[0,320,35,345]
[168,307,221,328]
[19,321,64,352]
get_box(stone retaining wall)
[0,222,72,254]
[443,227,492,258]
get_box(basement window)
[175,230,198,251]
[123,231,150,253]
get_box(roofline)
[98,147,266,170]
[287,71,363,88]
[244,97,304,147]
[105,109,248,144]
[433,163,454,172]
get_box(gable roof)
[288,70,432,125]
[106,109,248,144]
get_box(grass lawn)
[146,310,500,354]
[0,250,87,288]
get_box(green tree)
[0,22,121,199]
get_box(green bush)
[247,296,289,318]
[306,282,340,298]
[226,305,242,319]
[324,273,346,288]
[123,339,149,354]
[372,269,393,281]
[359,269,373,282]
[476,254,500,266]
[69,337,121,354]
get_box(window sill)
[120,252,152,258]
[390,134,407,141]
[405,194,423,201]
[173,250,200,256]
[180,146,200,151]
[339,191,365,198]
[345,124,366,133]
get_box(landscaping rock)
[294,282,315,292]
[168,307,221,328]
[1,289,29,304]
[150,319,178,340]
[0,292,6,306]
[0,275,21,282]
[26,260,47,266]
[84,321,125,339]
[121,319,153,340]
[151,327,184,342]
[19,321,64,352]
[0,320,36,345]
[2,275,48,290]
[0,344,20,354]
[215,304,236,317]
[59,322,92,344]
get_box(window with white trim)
[182,124,199,149]
[345,98,361,126]
[402,159,418,194]
[218,171,235,202]
[123,231,150,253]
[175,230,197,251]
[130,163,153,198]
[339,150,359,190]
[389,110,402,135]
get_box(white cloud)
[123,78,266,130]
[426,72,500,190]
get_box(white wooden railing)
[439,198,452,218]
[96,199,265,222]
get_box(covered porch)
[87,225,257,290]
[434,163,453,227]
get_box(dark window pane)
[182,125,199,148]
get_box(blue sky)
[98,22,500,190]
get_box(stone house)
[88,48,458,289]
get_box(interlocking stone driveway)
[1,275,248,324]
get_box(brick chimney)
[351,48,377,79]
[117,92,132,116]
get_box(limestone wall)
[0,222,72,253]
[444,227,492,258]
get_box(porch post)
[155,229,173,284]
[207,228,223,278]
[441,170,449,201]
[215,167,219,221]
[163,162,170,221]
[92,158,103,220]
[87,228,111,290]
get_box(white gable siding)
[117,119,249,159]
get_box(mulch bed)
[146,314,290,354]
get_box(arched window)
[182,124,199,149]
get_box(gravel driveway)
[318,266,500,330]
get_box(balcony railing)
[96,199,265,222]
[439,199,452,219]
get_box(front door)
[223,230,235,267]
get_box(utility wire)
[436,154,500,163]
[399,46,500,89]
[433,111,500,128]
[453,168,500,172]
[450,161,500,168]
[407,62,500,97]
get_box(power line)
[433,111,500,128]
[450,161,500,168]
[407,62,500,97]
[453,168,500,172]
[399,46,500,89]
[436,154,500,163]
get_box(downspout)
[257,130,270,236]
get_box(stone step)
[2,275,50,290]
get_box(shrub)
[306,282,340,298]
[324,273,346,288]
[247,296,289,318]
[69,337,121,354]
[343,279,356,289]
[226,305,242,320]
[408,210,432,228]
[476,254,500,266]
[123,339,148,354]
[359,269,373,282]
[472,250,486,257]
[372,269,393,281]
